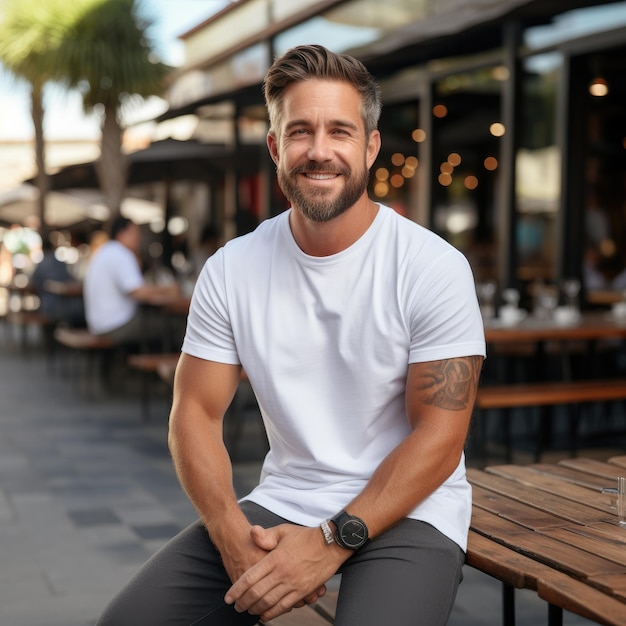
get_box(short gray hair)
[263,44,382,137]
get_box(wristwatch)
[330,510,369,550]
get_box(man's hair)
[263,44,382,137]
[109,216,133,240]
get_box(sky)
[0,0,232,141]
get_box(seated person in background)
[583,244,607,291]
[612,266,626,292]
[31,235,85,327]
[83,216,180,347]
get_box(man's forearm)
[169,408,249,542]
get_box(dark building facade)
[159,0,626,302]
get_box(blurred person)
[97,45,485,626]
[30,235,85,327]
[612,266,626,292]
[191,223,221,277]
[83,216,179,346]
[583,244,608,291]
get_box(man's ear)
[267,132,280,165]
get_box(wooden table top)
[587,290,626,306]
[467,456,626,625]
[483,311,626,343]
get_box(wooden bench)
[473,378,626,463]
[127,352,181,419]
[7,309,55,355]
[53,327,116,389]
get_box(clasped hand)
[224,523,340,622]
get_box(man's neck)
[289,197,379,257]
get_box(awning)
[41,138,266,191]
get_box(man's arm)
[131,282,181,302]
[344,355,483,536]
[225,355,483,621]
[168,354,269,583]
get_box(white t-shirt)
[84,240,144,335]
[183,204,485,551]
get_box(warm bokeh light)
[438,173,452,186]
[390,174,405,188]
[464,175,479,190]
[433,104,448,118]
[447,152,461,167]
[375,167,390,181]
[484,156,498,171]
[492,66,509,81]
[405,156,418,169]
[374,182,389,197]
[391,153,405,166]
[412,128,427,142]
[402,166,416,178]
[440,162,453,174]
[588,78,609,97]
[489,122,506,137]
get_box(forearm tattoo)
[416,356,483,411]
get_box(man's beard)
[277,162,369,223]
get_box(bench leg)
[503,583,515,626]
[548,603,563,626]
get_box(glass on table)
[477,280,497,319]
[601,476,626,526]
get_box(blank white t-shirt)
[183,204,485,551]
[84,240,144,335]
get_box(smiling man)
[97,44,485,626]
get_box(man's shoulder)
[224,211,288,254]
[379,205,457,253]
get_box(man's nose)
[306,133,333,162]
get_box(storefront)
[161,0,626,302]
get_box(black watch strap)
[330,510,369,550]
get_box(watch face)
[340,519,367,548]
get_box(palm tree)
[53,0,171,213]
[0,0,76,229]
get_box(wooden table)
[466,456,626,625]
[587,290,626,306]
[483,311,626,344]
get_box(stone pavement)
[0,326,609,625]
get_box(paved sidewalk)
[0,329,608,625]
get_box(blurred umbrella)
[0,184,161,228]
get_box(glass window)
[581,45,626,292]
[274,0,429,56]
[515,52,562,285]
[431,65,506,283]
[524,1,626,50]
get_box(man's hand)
[224,524,345,622]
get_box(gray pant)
[97,501,464,626]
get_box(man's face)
[120,222,141,252]
[268,79,380,223]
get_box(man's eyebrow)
[284,118,359,132]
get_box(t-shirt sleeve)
[116,248,144,294]
[182,248,240,364]
[407,247,485,363]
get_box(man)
[97,45,485,625]
[31,234,85,327]
[83,216,179,346]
